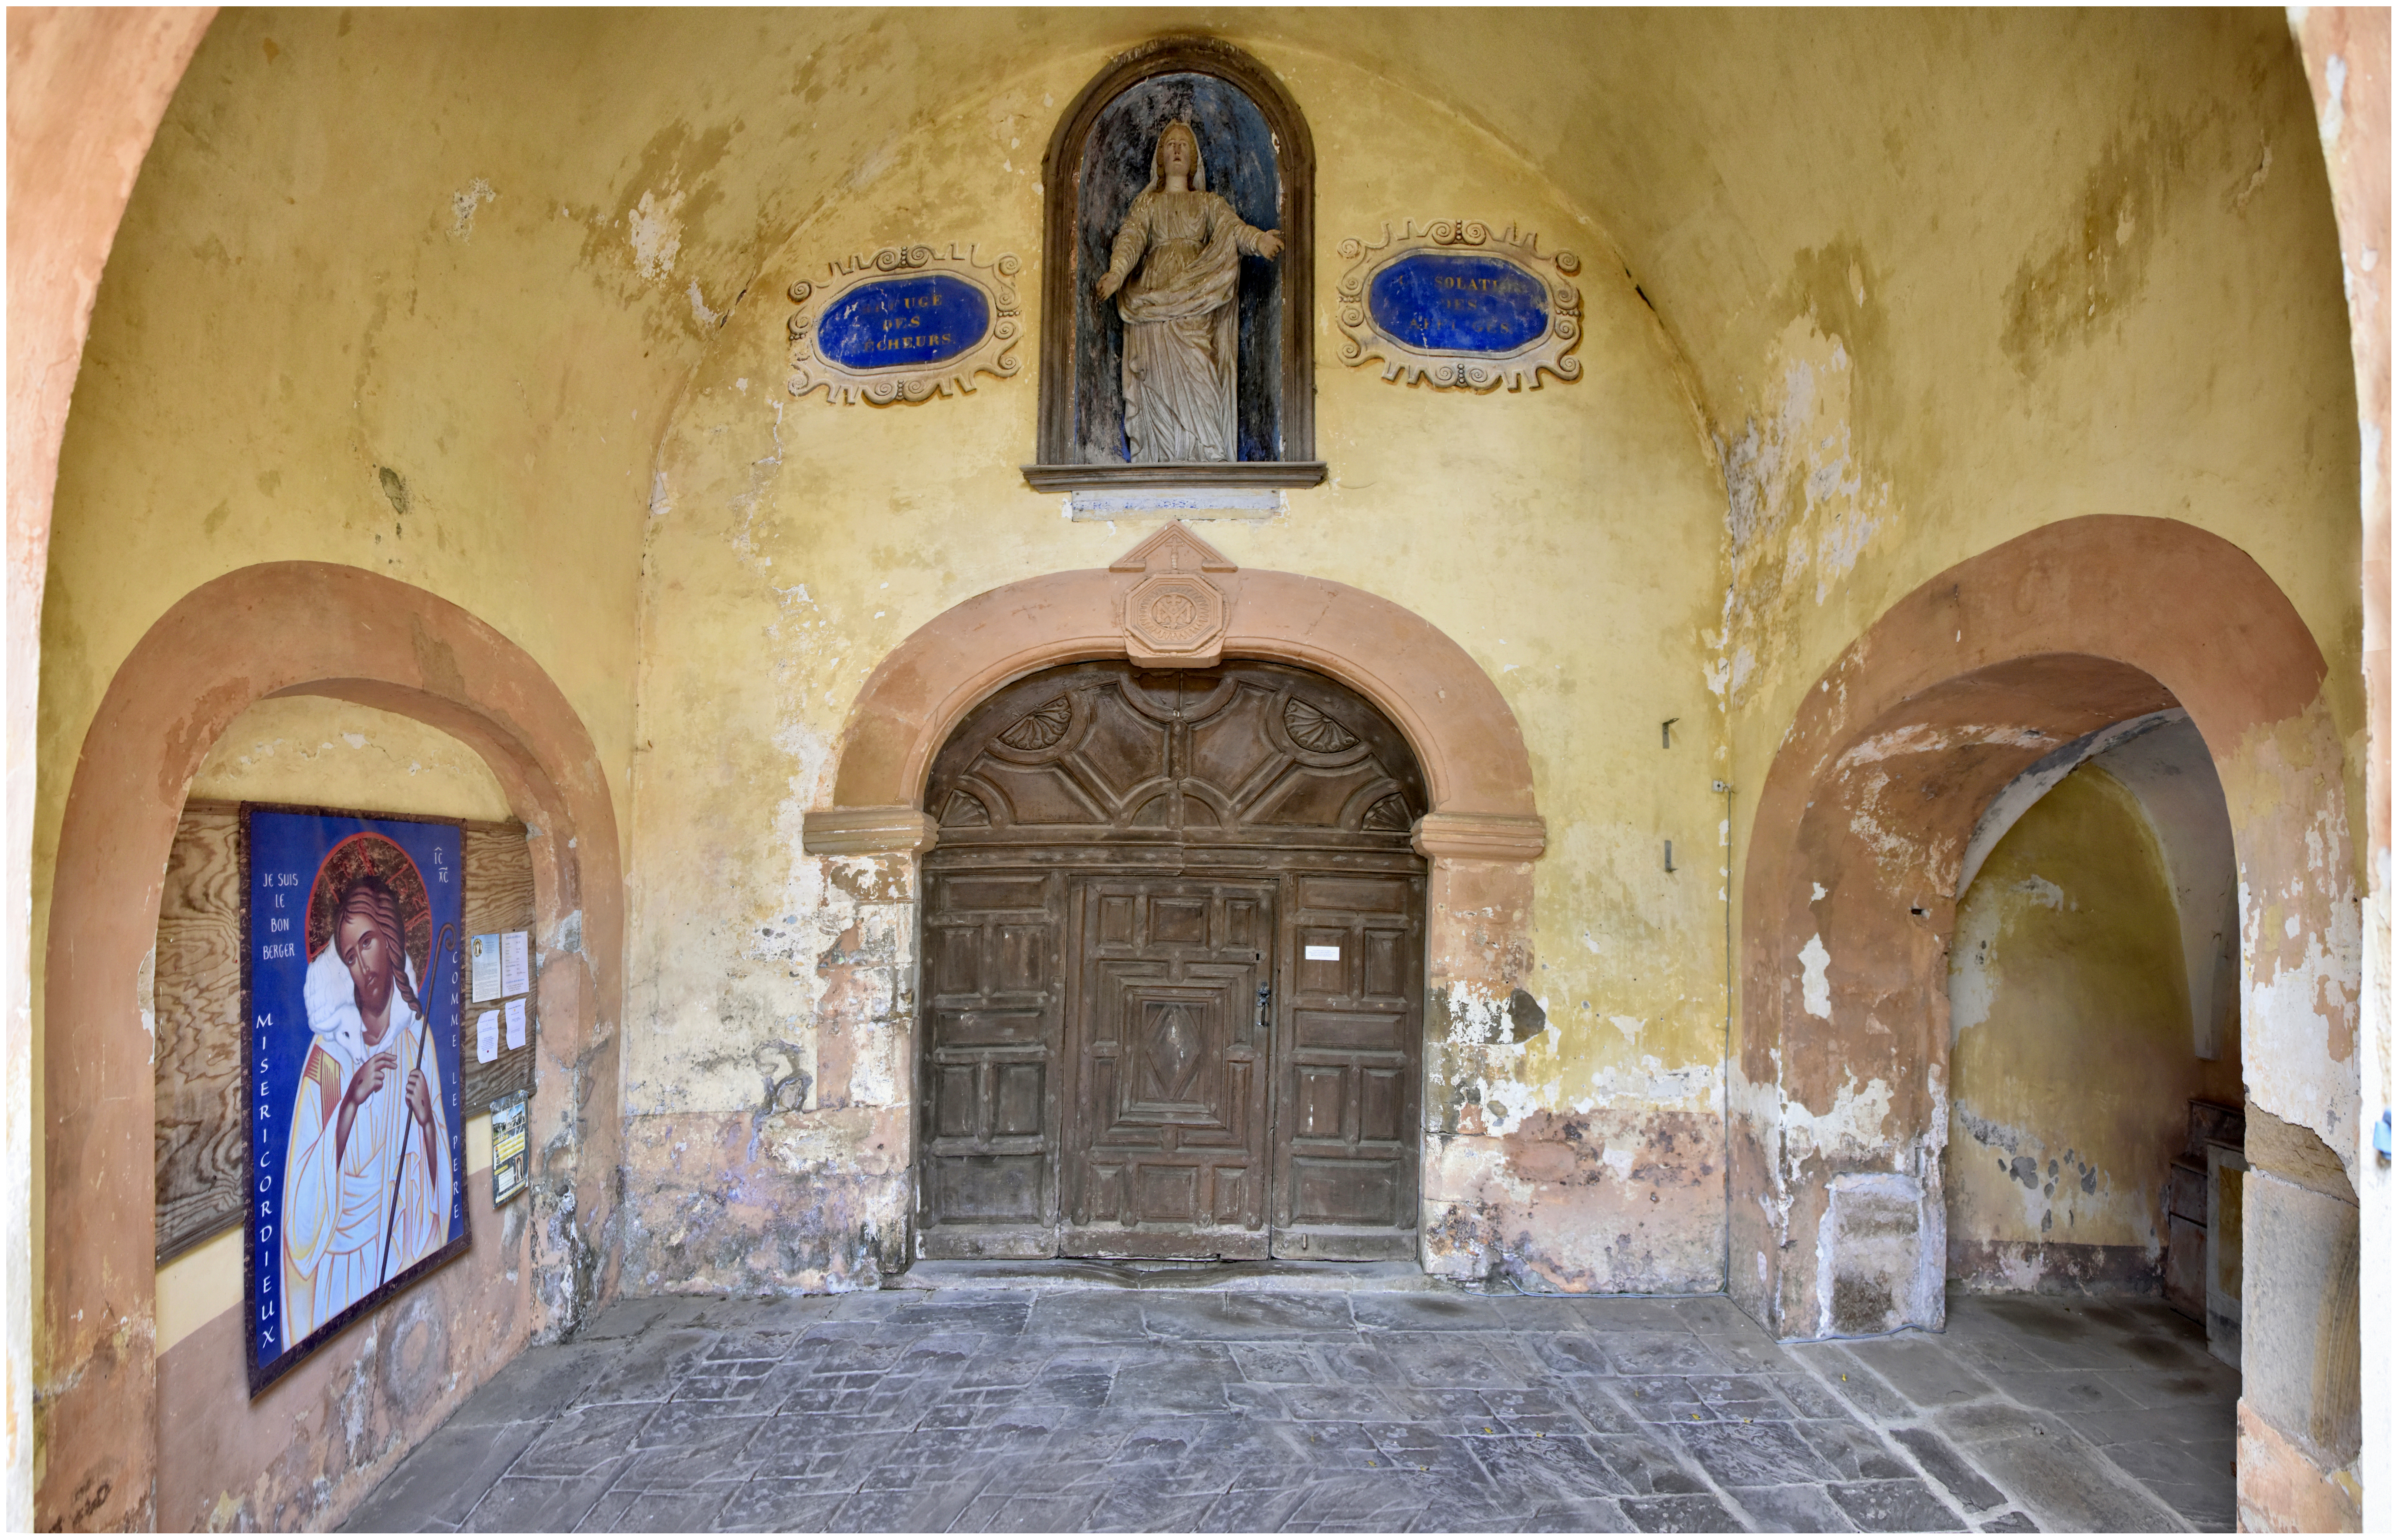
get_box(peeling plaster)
[448,178,495,240]
[1798,934,1832,1018]
[627,186,685,279]
[1714,316,1893,717]
[1955,709,2184,896]
[1781,1074,1899,1170]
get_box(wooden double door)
[917,661,1429,1262]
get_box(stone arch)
[808,562,1542,856]
[1733,515,2351,1341]
[38,562,623,1531]
[803,559,1546,1277]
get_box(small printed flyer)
[489,1091,529,1207]
[470,932,502,1002]
[500,930,531,996]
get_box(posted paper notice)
[476,1009,500,1064]
[490,1092,529,1207]
[500,930,531,997]
[470,933,502,1002]
[505,996,528,1051]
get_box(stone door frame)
[802,559,1546,1275]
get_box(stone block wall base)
[2236,1400,2361,1532]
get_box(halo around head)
[305,831,432,984]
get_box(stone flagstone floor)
[343,1270,2236,1533]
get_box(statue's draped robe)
[282,947,451,1346]
[1102,156,1275,463]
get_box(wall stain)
[2001,123,2186,376]
[377,465,409,519]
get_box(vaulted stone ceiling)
[68,4,2353,771]
[113,6,2341,470]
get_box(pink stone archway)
[39,562,623,1531]
[804,561,1546,979]
[802,558,1547,1277]
[1736,516,2351,1355]
[820,566,1540,833]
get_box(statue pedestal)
[1020,460,1326,495]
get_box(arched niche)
[1735,516,2352,1345]
[1027,36,1322,487]
[37,562,623,1531]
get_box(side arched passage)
[1945,719,2248,1301]
[38,562,623,1532]
[1734,516,2359,1512]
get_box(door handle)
[1256,983,1272,1034]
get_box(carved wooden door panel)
[918,870,1066,1257]
[919,659,1429,1264]
[1061,878,1274,1258]
[1274,874,1424,1260]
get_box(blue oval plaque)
[815,273,990,371]
[1366,252,1549,354]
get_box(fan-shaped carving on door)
[925,660,1428,844]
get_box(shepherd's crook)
[380,923,458,1286]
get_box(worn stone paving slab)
[347,1281,2234,1533]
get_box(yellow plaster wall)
[36,0,2356,1303]
[622,40,1730,1293]
[30,7,675,1337]
[1670,9,2362,706]
[1946,765,2245,1292]
[187,696,513,821]
[1699,11,2363,1155]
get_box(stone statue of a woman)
[1095,120,1284,463]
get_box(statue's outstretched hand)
[1254,231,1285,261]
[1096,271,1122,300]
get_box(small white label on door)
[1304,944,1341,961]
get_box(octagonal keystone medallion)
[1125,571,1227,668]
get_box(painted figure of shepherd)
[1095,120,1283,463]
[281,864,452,1343]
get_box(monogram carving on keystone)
[1127,573,1224,657]
[1112,519,1237,668]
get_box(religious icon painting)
[243,804,470,1394]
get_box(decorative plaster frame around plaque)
[786,244,1022,405]
[1334,221,1583,391]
